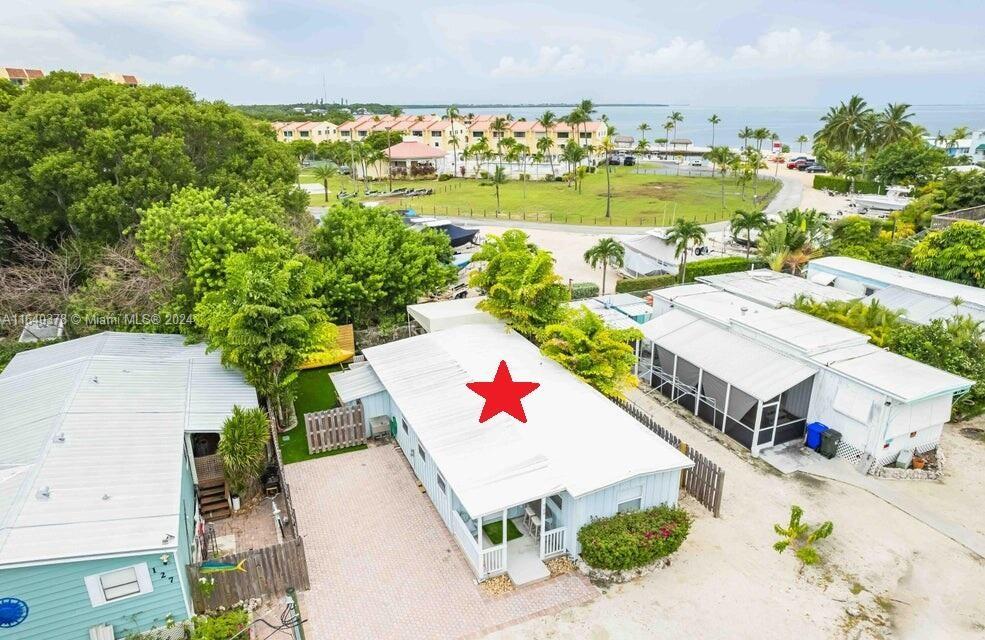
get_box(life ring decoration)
[0,597,28,627]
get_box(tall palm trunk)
[605,159,612,218]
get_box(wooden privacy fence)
[613,397,726,517]
[305,403,365,454]
[187,537,310,612]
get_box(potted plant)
[912,456,926,470]
[218,407,272,509]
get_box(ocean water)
[403,104,985,149]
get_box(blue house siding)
[176,452,198,616]
[0,552,190,640]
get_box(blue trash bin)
[805,422,829,450]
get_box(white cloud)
[490,46,589,78]
[623,38,721,75]
[380,59,440,79]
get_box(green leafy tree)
[911,222,985,287]
[311,201,457,327]
[729,209,770,259]
[0,78,19,112]
[540,307,643,398]
[136,188,296,318]
[869,140,948,187]
[195,246,333,430]
[663,218,707,283]
[583,237,625,294]
[792,297,903,347]
[0,72,303,244]
[815,95,875,159]
[288,139,317,167]
[773,505,834,569]
[218,406,271,496]
[468,229,570,338]
[310,164,338,201]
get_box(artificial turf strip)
[482,518,524,543]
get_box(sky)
[3,0,985,107]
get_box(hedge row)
[615,274,677,293]
[812,174,883,194]
[570,281,600,300]
[577,505,692,571]
[683,256,765,282]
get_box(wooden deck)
[195,454,225,483]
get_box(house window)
[413,130,423,137]
[418,444,427,462]
[341,131,351,137]
[431,130,442,137]
[473,131,484,138]
[557,132,568,139]
[437,474,446,494]
[514,131,526,138]
[300,131,309,138]
[358,131,367,137]
[84,563,153,607]
[402,419,409,434]
[580,132,590,139]
[617,497,642,513]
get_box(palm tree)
[796,134,809,153]
[383,108,403,190]
[753,127,771,153]
[583,237,625,293]
[490,116,509,167]
[566,108,589,150]
[491,165,507,212]
[874,103,914,147]
[600,129,616,218]
[708,114,721,147]
[663,121,674,153]
[536,135,556,177]
[949,126,971,154]
[669,111,684,145]
[537,110,558,174]
[310,164,337,202]
[815,95,874,158]
[637,122,651,148]
[663,218,707,283]
[738,126,754,150]
[446,105,460,174]
[730,209,769,259]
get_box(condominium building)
[272,120,338,143]
[1,67,139,86]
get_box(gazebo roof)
[386,141,446,160]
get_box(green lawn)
[303,166,778,227]
[482,519,523,543]
[280,366,366,464]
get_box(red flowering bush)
[577,505,691,571]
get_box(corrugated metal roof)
[866,286,985,325]
[732,308,869,356]
[0,332,257,566]
[698,269,858,308]
[330,366,385,403]
[568,299,640,331]
[654,286,770,325]
[362,324,692,518]
[647,316,816,401]
[406,297,503,333]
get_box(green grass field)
[303,166,778,227]
[281,367,366,464]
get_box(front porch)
[451,495,570,585]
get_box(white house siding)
[569,470,681,555]
[388,395,454,530]
[807,370,880,453]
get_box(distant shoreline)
[399,103,671,109]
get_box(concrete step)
[506,541,551,586]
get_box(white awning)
[406,297,502,333]
[809,272,837,286]
[330,366,385,403]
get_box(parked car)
[795,159,816,171]
[608,155,622,165]
[804,164,828,173]
[688,159,703,167]
[785,157,808,169]
[623,155,636,166]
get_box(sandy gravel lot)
[485,391,985,640]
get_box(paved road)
[763,170,803,216]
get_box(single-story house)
[385,140,447,177]
[696,269,857,308]
[0,333,257,640]
[329,322,692,583]
[636,286,972,465]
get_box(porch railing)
[482,544,506,575]
[541,527,566,558]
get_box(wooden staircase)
[195,454,231,521]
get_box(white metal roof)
[697,269,858,308]
[330,365,386,403]
[0,333,257,566]
[361,324,692,518]
[814,344,973,402]
[653,285,770,325]
[644,314,816,401]
[866,286,985,325]
[568,299,641,331]
[732,308,869,356]
[808,256,985,308]
[406,296,503,333]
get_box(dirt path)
[485,390,985,640]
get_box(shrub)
[683,256,764,282]
[190,608,250,640]
[570,281,600,300]
[578,505,691,571]
[438,173,452,182]
[479,170,490,179]
[543,174,555,181]
[812,174,882,194]
[218,406,271,496]
[773,505,834,568]
[615,274,677,293]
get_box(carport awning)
[650,317,817,401]
[330,366,385,403]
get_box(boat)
[850,186,913,213]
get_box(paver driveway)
[285,444,596,640]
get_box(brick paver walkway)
[285,445,596,640]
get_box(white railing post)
[539,497,546,558]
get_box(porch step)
[198,478,230,522]
[505,535,551,587]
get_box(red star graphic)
[466,360,541,423]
